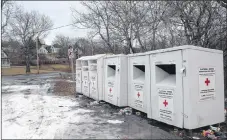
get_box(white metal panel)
[87,54,108,101]
[104,55,128,107]
[75,59,82,93]
[182,49,224,129]
[149,50,184,128]
[82,71,89,96]
[97,57,105,101]
[128,55,150,113]
[118,56,128,106]
[104,57,118,105]
[76,70,82,93]
[89,71,98,100]
[144,45,222,56]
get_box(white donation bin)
[75,57,83,94]
[88,54,108,101]
[147,45,224,129]
[104,54,128,107]
[128,53,150,113]
[81,56,93,96]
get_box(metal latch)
[180,66,186,76]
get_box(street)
[2,73,181,139]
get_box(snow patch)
[2,85,39,92]
[74,109,94,114]
[107,120,124,124]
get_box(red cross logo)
[137,92,140,98]
[163,100,168,107]
[205,78,210,86]
[109,88,112,93]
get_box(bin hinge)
[180,66,186,77]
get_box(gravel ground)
[2,73,181,139]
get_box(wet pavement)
[1,73,181,139]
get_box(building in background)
[1,50,11,68]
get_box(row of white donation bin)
[75,45,225,130]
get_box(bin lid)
[105,54,127,58]
[145,45,223,55]
[89,54,107,60]
[128,45,222,57]
[77,54,111,61]
[77,55,95,60]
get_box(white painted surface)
[147,45,224,129]
[149,50,183,128]
[87,54,107,101]
[198,67,216,101]
[182,49,224,129]
[76,70,82,93]
[158,89,174,122]
[82,71,89,96]
[104,55,128,107]
[128,55,150,113]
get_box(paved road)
[2,73,181,139]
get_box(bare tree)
[167,1,219,47]
[1,1,14,38]
[71,1,115,53]
[10,7,53,73]
[52,34,72,48]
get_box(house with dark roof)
[1,50,10,68]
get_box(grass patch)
[2,64,71,76]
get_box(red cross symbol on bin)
[163,100,168,107]
[205,78,210,86]
[137,92,140,98]
[109,88,112,93]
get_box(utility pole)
[68,46,74,80]
[113,40,116,54]
[129,0,133,54]
[36,36,39,74]
[91,39,94,55]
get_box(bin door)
[76,70,82,93]
[130,56,147,113]
[105,58,118,105]
[89,72,98,100]
[151,50,184,128]
[82,71,89,96]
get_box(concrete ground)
[2,73,182,139]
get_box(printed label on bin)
[199,67,215,101]
[91,87,96,95]
[158,89,174,122]
[90,75,97,96]
[83,85,88,94]
[134,83,144,109]
[107,81,114,102]
[84,75,88,80]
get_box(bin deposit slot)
[133,65,145,81]
[107,65,116,78]
[89,60,97,64]
[156,64,176,86]
[90,65,97,71]
[83,67,89,71]
[82,61,88,66]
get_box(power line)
[36,23,90,34]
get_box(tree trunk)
[152,29,156,50]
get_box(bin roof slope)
[77,54,110,60]
[128,45,223,57]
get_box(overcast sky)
[17,1,90,45]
